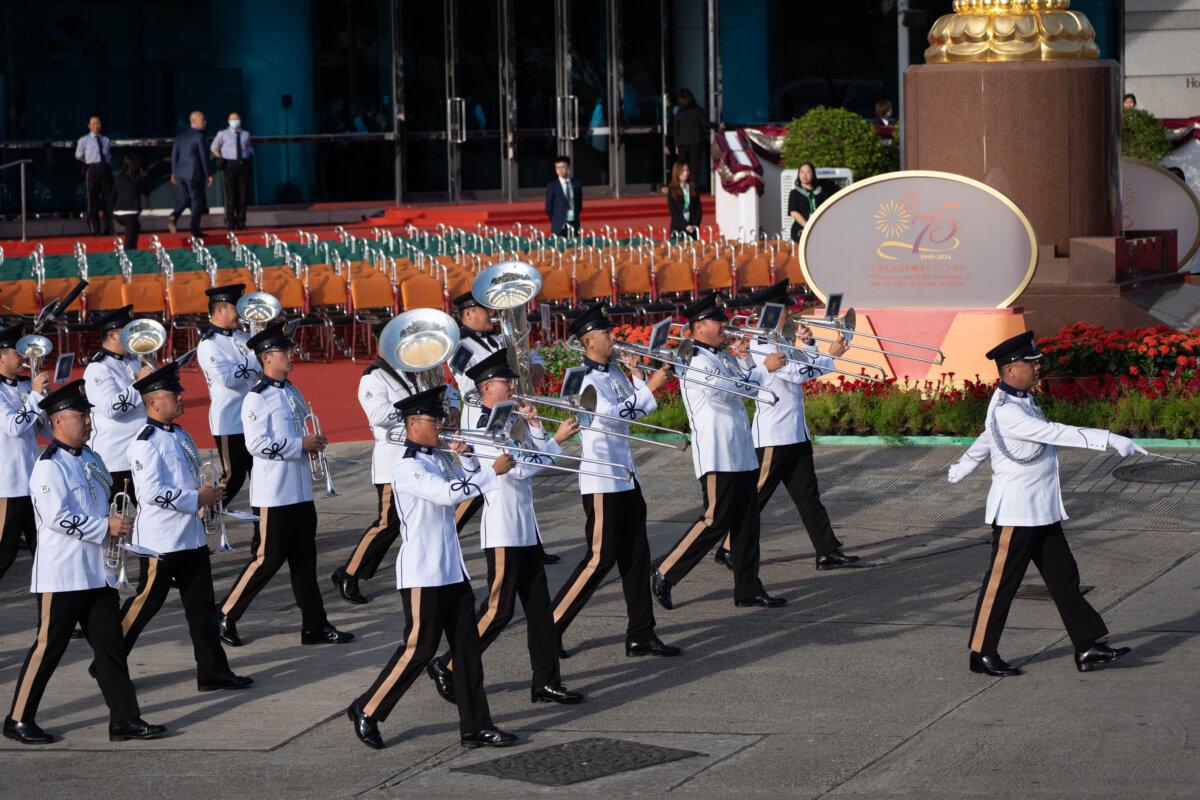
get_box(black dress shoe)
[87,662,98,680]
[198,672,254,692]
[301,624,354,644]
[713,547,734,571]
[461,726,518,748]
[347,702,384,749]
[735,593,787,608]
[651,571,674,610]
[531,684,583,704]
[1074,641,1132,673]
[542,551,561,565]
[109,717,166,742]
[331,567,368,605]
[70,626,86,640]
[426,659,456,704]
[626,633,682,658]
[969,652,1022,676]
[217,615,242,647]
[3,717,54,745]
[815,550,861,570]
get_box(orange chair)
[306,265,349,310]
[122,278,167,315]
[738,255,772,291]
[0,280,39,316]
[697,255,734,292]
[261,267,306,312]
[400,274,443,310]
[617,262,652,297]
[654,260,694,298]
[575,266,612,303]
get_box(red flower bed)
[1037,322,1200,378]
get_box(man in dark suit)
[169,111,212,238]
[545,155,582,238]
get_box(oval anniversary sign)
[798,170,1038,308]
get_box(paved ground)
[1,441,1198,799]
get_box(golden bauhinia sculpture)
[925,0,1099,63]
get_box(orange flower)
[1179,356,1191,366]
[1129,366,1139,375]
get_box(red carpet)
[2,194,713,258]
[57,359,374,452]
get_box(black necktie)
[234,130,242,161]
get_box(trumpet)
[199,458,234,553]
[305,402,338,497]
[573,335,780,406]
[107,481,134,591]
[119,318,168,369]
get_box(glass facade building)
[0,0,1122,215]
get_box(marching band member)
[549,303,681,658]
[216,321,353,647]
[332,322,461,605]
[947,332,1140,676]
[447,291,556,563]
[113,362,252,692]
[0,324,50,582]
[713,282,860,571]
[4,380,165,745]
[84,304,152,502]
[652,292,788,609]
[197,283,259,505]
[426,350,584,707]
[348,385,518,750]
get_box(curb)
[631,433,1200,448]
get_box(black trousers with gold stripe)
[214,434,253,507]
[8,588,140,723]
[0,496,36,582]
[342,484,399,580]
[723,441,842,557]
[117,547,232,682]
[439,545,560,687]
[355,580,491,732]
[455,496,484,533]
[552,485,656,642]
[969,522,1108,655]
[218,500,330,631]
[659,470,766,601]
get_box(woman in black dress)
[787,162,825,243]
[667,161,702,239]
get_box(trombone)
[394,429,636,483]
[107,481,134,591]
[714,313,886,383]
[304,402,338,497]
[119,318,168,369]
[236,291,282,336]
[740,307,946,366]
[582,334,780,405]
[199,458,235,553]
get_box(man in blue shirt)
[210,112,253,232]
[169,111,212,238]
[75,115,113,237]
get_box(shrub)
[781,107,893,180]
[1122,107,1171,162]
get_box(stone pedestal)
[904,60,1121,255]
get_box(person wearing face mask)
[210,113,253,232]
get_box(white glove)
[1108,434,1147,458]
[948,461,975,483]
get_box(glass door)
[562,0,614,193]
[616,0,668,194]
[447,0,505,200]
[397,0,450,201]
[512,0,560,196]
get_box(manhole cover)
[1015,583,1093,601]
[453,737,705,786]
[1113,461,1200,484]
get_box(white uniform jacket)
[198,325,259,436]
[241,377,314,508]
[576,357,656,495]
[749,340,832,449]
[0,376,47,497]
[450,326,545,403]
[29,441,115,593]
[470,411,562,549]
[84,349,146,471]
[949,385,1112,527]
[128,420,206,555]
[391,444,499,588]
[680,341,769,477]
[359,361,461,484]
